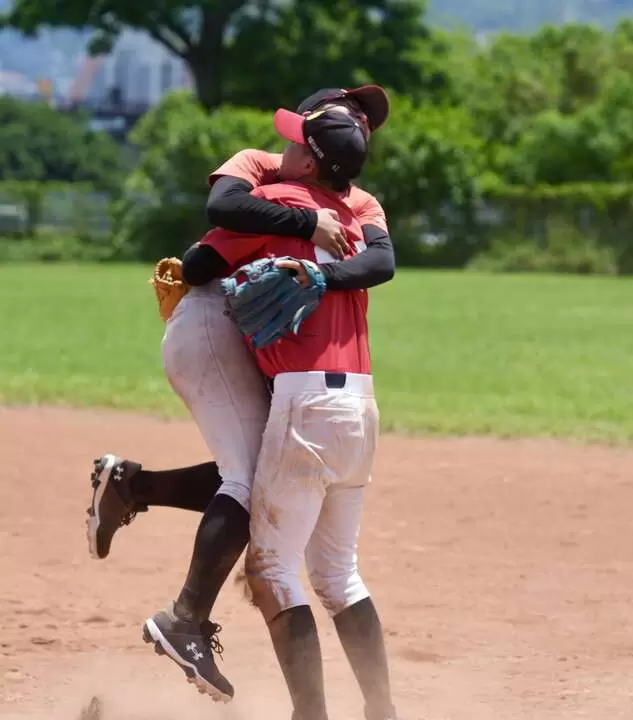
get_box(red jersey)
[201,182,371,378]
[209,148,388,233]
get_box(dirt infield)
[1,406,633,719]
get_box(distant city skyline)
[2,0,633,106]
[81,30,191,107]
[0,27,191,108]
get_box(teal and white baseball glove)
[221,255,327,349]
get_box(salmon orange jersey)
[209,149,387,233]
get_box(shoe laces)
[200,620,224,659]
[117,465,148,526]
[119,503,148,527]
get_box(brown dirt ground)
[1,406,633,720]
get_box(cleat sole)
[86,455,117,560]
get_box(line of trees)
[3,2,633,272]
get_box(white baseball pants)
[245,371,380,623]
[161,283,271,512]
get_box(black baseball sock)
[333,597,396,720]
[268,606,328,720]
[130,462,221,512]
[174,493,250,622]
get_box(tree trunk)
[188,55,223,111]
[187,9,226,111]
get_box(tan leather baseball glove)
[149,257,190,321]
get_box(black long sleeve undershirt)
[207,176,317,240]
[185,175,396,289]
[182,224,395,290]
[182,244,229,287]
[320,224,394,290]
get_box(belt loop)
[324,372,346,389]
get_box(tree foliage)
[112,93,284,259]
[0,96,124,189]
[361,95,483,222]
[5,6,633,271]
[125,90,283,200]
[444,19,633,188]
[226,0,451,110]
[0,0,447,111]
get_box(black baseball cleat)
[142,604,234,702]
[86,454,146,560]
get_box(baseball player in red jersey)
[176,108,398,720]
[86,90,396,712]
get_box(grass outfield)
[2,263,633,442]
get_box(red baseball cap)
[296,85,390,131]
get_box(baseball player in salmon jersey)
[182,108,398,720]
[87,86,393,551]
[84,88,396,707]
[86,85,393,539]
[203,87,391,267]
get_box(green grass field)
[2,263,632,442]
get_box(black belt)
[269,372,347,392]
[324,372,347,388]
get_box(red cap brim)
[345,84,390,131]
[274,109,306,144]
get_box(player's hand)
[310,209,349,260]
[276,259,313,288]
